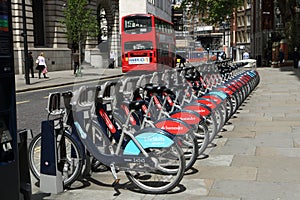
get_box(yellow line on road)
[16,100,30,105]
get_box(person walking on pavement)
[176,54,186,67]
[243,50,250,60]
[109,50,115,68]
[36,52,48,79]
[279,48,285,65]
[27,51,34,78]
[293,47,299,69]
[73,50,80,74]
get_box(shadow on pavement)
[32,192,51,200]
[279,66,300,81]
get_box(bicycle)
[71,85,186,194]
[28,91,85,187]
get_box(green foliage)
[60,0,99,49]
[181,0,243,25]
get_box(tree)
[60,0,99,65]
[181,0,243,25]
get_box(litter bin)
[256,55,262,67]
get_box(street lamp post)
[271,0,283,67]
[22,0,29,84]
[263,11,271,66]
[221,16,230,58]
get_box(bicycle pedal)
[112,179,120,187]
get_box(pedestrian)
[109,50,115,68]
[293,47,299,69]
[73,50,80,74]
[27,51,34,78]
[176,54,185,67]
[243,50,250,60]
[36,52,48,79]
[279,48,284,64]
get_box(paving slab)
[209,138,256,155]
[209,180,300,200]
[194,166,257,181]
[195,155,234,167]
[232,155,300,169]
[254,132,294,148]
[220,130,256,139]
[256,147,300,157]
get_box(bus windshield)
[124,41,153,51]
[124,16,152,34]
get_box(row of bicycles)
[28,60,260,194]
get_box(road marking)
[16,100,30,105]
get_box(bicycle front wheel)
[125,141,185,194]
[194,122,209,155]
[28,131,84,187]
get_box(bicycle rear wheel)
[28,131,84,187]
[125,141,185,194]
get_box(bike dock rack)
[40,120,63,194]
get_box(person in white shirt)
[36,52,48,78]
[243,51,250,60]
[109,50,115,68]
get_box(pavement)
[15,66,124,93]
[18,65,300,200]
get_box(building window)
[247,15,251,26]
[247,32,251,42]
[148,0,155,5]
[32,0,45,47]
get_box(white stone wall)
[119,0,147,19]
[119,0,172,30]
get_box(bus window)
[124,41,153,51]
[124,16,152,34]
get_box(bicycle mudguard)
[208,91,228,100]
[215,86,234,96]
[182,102,211,117]
[169,109,203,125]
[123,128,175,155]
[226,82,239,92]
[154,117,191,135]
[245,70,256,77]
[201,94,223,104]
[193,98,217,110]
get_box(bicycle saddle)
[129,100,147,111]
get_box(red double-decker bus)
[121,14,176,73]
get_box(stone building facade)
[119,0,172,22]
[12,0,119,74]
[12,0,172,75]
